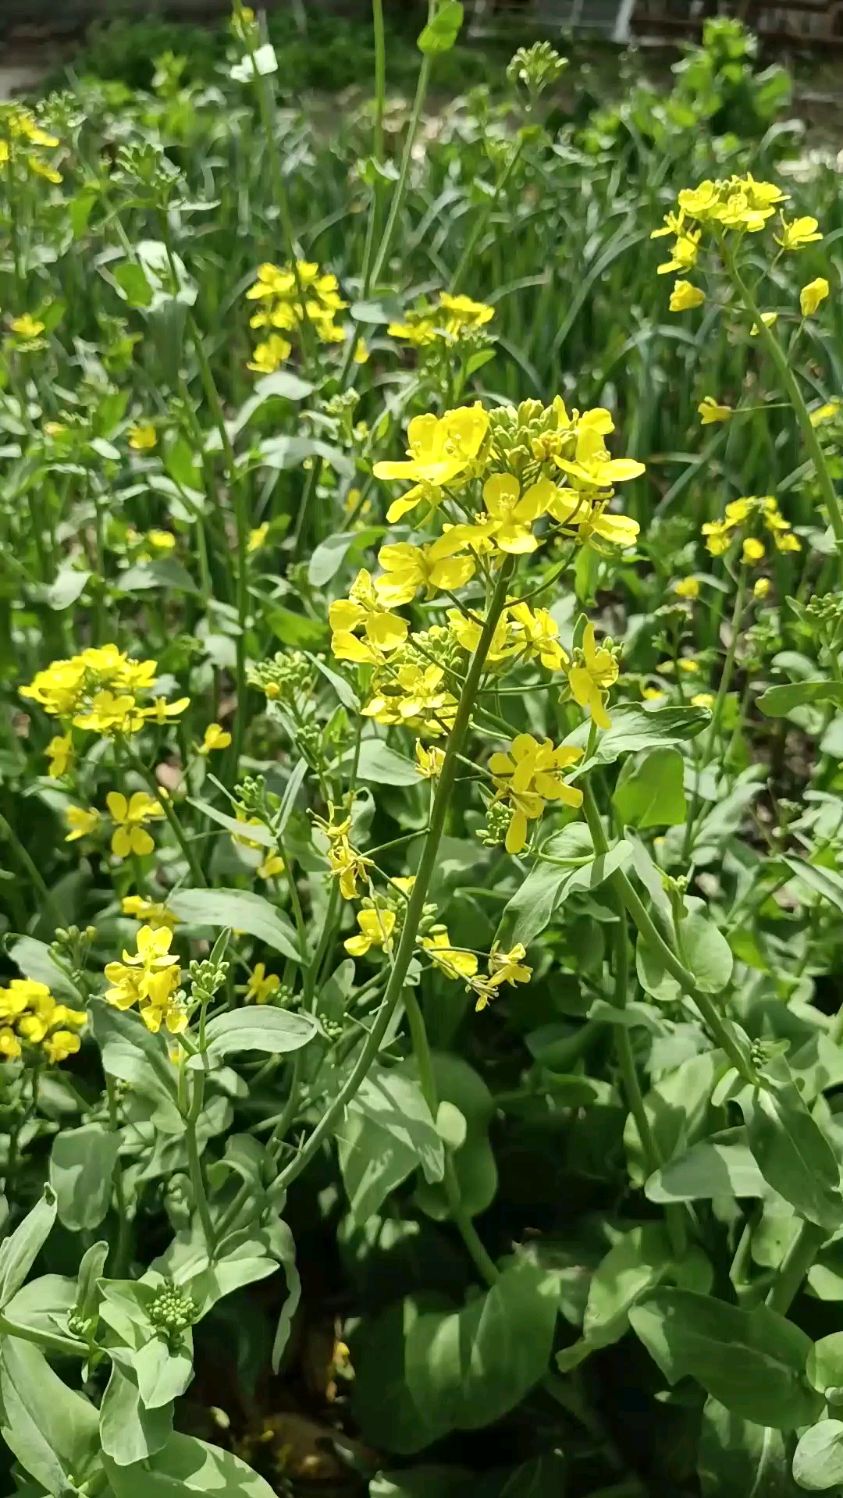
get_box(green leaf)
[629,1288,821,1428]
[418,0,464,54]
[783,856,843,918]
[135,239,197,310]
[113,261,153,308]
[496,830,632,949]
[353,738,421,787]
[681,912,733,993]
[808,1333,843,1399]
[186,799,276,849]
[0,1338,99,1495]
[0,1190,57,1308]
[133,1338,194,1411]
[43,566,91,611]
[233,370,315,433]
[259,434,353,478]
[645,1129,765,1203]
[103,1430,279,1496]
[571,703,709,766]
[307,527,383,587]
[698,1399,798,1498]
[49,1124,118,1231]
[415,1054,496,1222]
[8,938,80,999]
[353,1300,445,1455]
[167,888,302,961]
[118,559,198,595]
[613,748,686,828]
[793,1420,843,1490]
[740,1076,843,1231]
[405,1261,558,1436]
[91,1003,182,1133]
[192,1006,316,1065]
[635,935,681,1003]
[3,1274,76,1340]
[758,680,843,717]
[350,295,404,324]
[337,1064,445,1226]
[99,1364,172,1466]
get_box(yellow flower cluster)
[0,979,86,1064]
[388,291,494,347]
[21,644,189,738]
[702,495,800,564]
[489,733,583,853]
[104,925,185,1034]
[245,259,347,372]
[0,106,62,184]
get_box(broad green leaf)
[414,1054,496,1222]
[350,295,404,324]
[103,1430,278,1496]
[50,1124,118,1231]
[645,1129,765,1203]
[338,1065,445,1225]
[113,261,152,308]
[613,747,686,828]
[91,1004,182,1132]
[99,1364,173,1466]
[0,1190,57,1308]
[119,559,198,595]
[352,738,421,787]
[167,888,301,961]
[495,824,592,948]
[629,1288,821,1428]
[8,938,80,999]
[681,912,733,993]
[43,566,90,611]
[191,1006,316,1065]
[793,1420,843,1490]
[3,1273,76,1339]
[353,1300,445,1455]
[135,239,197,310]
[698,1399,798,1498]
[133,1338,194,1410]
[636,935,681,1003]
[307,527,383,587]
[808,1333,843,1399]
[758,680,843,717]
[740,1076,843,1231]
[0,1338,99,1495]
[625,1050,720,1187]
[569,703,709,766]
[187,798,276,849]
[418,0,464,54]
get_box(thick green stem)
[185,1067,215,1257]
[765,1219,826,1314]
[270,560,515,1196]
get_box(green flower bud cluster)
[187,956,229,1006]
[478,800,513,848]
[248,650,315,704]
[149,1282,197,1349]
[234,774,280,823]
[507,42,567,104]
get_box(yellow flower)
[363,662,458,736]
[416,741,446,779]
[656,229,701,276]
[669,281,705,312]
[420,926,477,981]
[353,336,369,364]
[43,1030,81,1064]
[676,175,785,232]
[553,426,644,493]
[800,277,829,317]
[122,894,179,928]
[471,942,533,1011]
[373,404,489,523]
[145,529,175,552]
[10,314,45,340]
[128,423,157,451]
[753,577,771,600]
[345,907,396,958]
[104,924,184,1033]
[507,602,567,671]
[388,291,494,346]
[138,695,191,726]
[750,312,778,336]
[247,334,292,374]
[257,852,286,880]
[702,494,799,559]
[474,474,557,555]
[375,534,476,607]
[489,733,583,854]
[742,536,766,565]
[106,790,165,859]
[0,1028,22,1060]
[330,569,409,662]
[245,963,281,1003]
[200,723,232,754]
[677,658,700,675]
[438,291,495,333]
[46,733,72,777]
[642,686,665,702]
[811,400,841,428]
[248,523,269,554]
[314,811,373,901]
[64,805,99,842]
[674,578,700,600]
[0,977,86,1061]
[698,397,732,425]
[775,216,822,251]
[567,623,619,730]
[691,693,715,709]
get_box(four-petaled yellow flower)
[330,569,408,663]
[567,623,619,730]
[554,426,645,493]
[10,314,45,341]
[248,523,269,553]
[775,216,822,252]
[489,734,584,854]
[245,963,281,1003]
[107,790,165,859]
[46,733,72,777]
[669,280,705,313]
[508,602,567,671]
[104,924,184,1034]
[416,741,445,779]
[674,578,700,600]
[373,405,489,523]
[128,423,157,451]
[345,907,396,957]
[375,535,475,607]
[470,942,533,1011]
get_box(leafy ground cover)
[2,7,843,1496]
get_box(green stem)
[765,1219,826,1314]
[727,253,843,563]
[124,746,204,885]
[0,1311,85,1360]
[270,560,515,1197]
[370,53,432,287]
[106,1078,131,1276]
[184,1066,215,1257]
[452,134,525,293]
[0,812,60,930]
